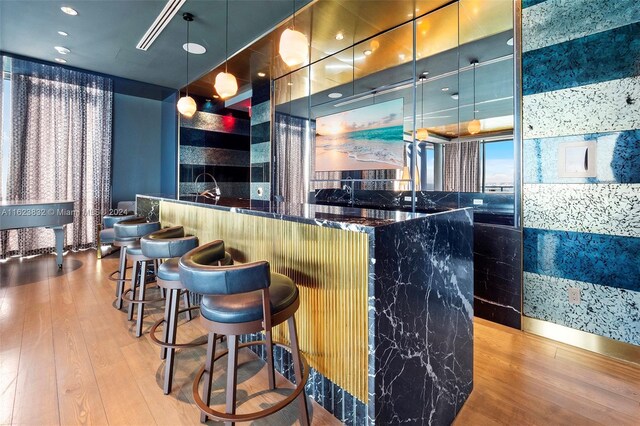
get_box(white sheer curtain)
[0,57,113,259]
[443,140,480,192]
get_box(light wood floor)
[1,250,639,425]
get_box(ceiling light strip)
[136,0,187,51]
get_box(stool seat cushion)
[126,242,143,256]
[200,273,298,324]
[99,228,115,244]
[157,258,181,282]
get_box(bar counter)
[136,194,474,425]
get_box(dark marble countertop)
[137,194,471,232]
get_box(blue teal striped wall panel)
[522,0,640,52]
[523,130,640,184]
[524,272,640,345]
[524,228,640,292]
[522,0,639,346]
[523,22,640,95]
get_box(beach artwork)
[315,99,405,171]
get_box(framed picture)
[315,98,404,171]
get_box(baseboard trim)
[523,316,640,366]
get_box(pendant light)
[278,0,308,67]
[177,13,197,117]
[416,75,429,141]
[467,60,481,135]
[214,0,238,99]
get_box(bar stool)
[142,230,233,394]
[107,216,148,310]
[115,220,162,336]
[179,243,310,425]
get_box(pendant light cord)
[225,0,229,73]
[472,60,477,120]
[186,17,190,96]
[292,0,296,30]
[421,77,424,131]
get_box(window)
[482,140,514,193]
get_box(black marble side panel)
[474,224,522,329]
[373,208,474,425]
[135,196,160,222]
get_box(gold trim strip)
[160,200,370,401]
[523,317,640,366]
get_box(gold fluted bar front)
[159,200,369,401]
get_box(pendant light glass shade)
[279,28,309,67]
[214,72,238,99]
[416,128,429,141]
[177,96,197,117]
[467,119,481,135]
[214,0,238,99]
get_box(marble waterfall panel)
[523,184,640,237]
[372,209,474,425]
[524,272,640,345]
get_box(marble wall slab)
[522,0,640,52]
[251,101,270,125]
[523,130,640,183]
[523,75,640,139]
[523,227,640,292]
[251,95,271,201]
[181,110,250,135]
[179,145,249,167]
[523,184,640,237]
[250,182,270,200]
[250,141,270,165]
[524,272,640,345]
[523,22,640,95]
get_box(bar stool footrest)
[149,307,208,349]
[107,267,133,283]
[193,340,309,423]
[121,288,165,305]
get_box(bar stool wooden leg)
[135,260,147,337]
[160,286,173,360]
[289,316,310,426]
[163,288,180,394]
[115,247,127,310]
[200,332,218,424]
[128,260,139,321]
[225,335,239,426]
[183,290,193,321]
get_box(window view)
[482,140,514,193]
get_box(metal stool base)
[193,340,309,423]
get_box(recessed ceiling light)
[60,6,77,16]
[183,42,206,54]
[328,92,342,99]
[363,49,372,56]
[287,82,293,86]
[407,13,413,18]
[447,131,455,135]
[57,31,68,36]
[398,54,406,60]
[257,72,266,77]
[335,32,344,41]
[474,109,480,113]
[54,46,70,54]
[451,93,459,100]
[422,71,429,76]
[213,94,220,99]
[441,87,449,92]
[54,58,67,63]
[507,37,514,46]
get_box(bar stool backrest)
[140,226,199,259]
[114,218,160,239]
[179,241,269,296]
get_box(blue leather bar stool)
[108,217,148,310]
[114,219,161,336]
[141,228,233,394]
[179,242,309,425]
[98,213,137,258]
